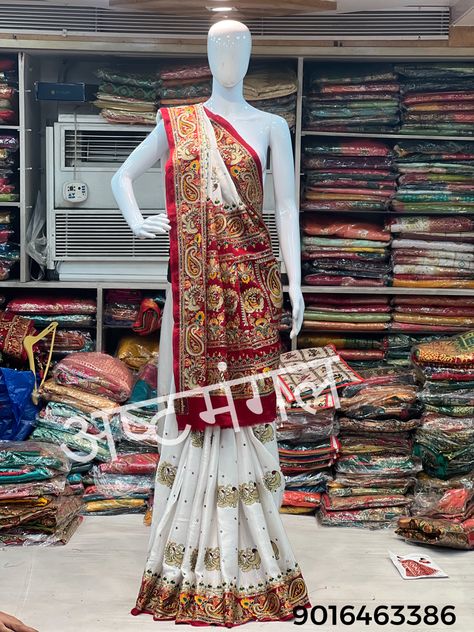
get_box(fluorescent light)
[207,6,236,11]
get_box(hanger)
[23,321,58,405]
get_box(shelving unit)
[0,43,473,355]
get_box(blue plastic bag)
[0,368,38,441]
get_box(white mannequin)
[111,19,304,400]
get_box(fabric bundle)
[301,214,392,285]
[243,63,298,129]
[95,67,159,125]
[396,475,474,549]
[396,64,474,136]
[0,134,19,280]
[393,140,474,217]
[5,296,97,356]
[304,63,400,133]
[0,57,17,125]
[157,61,211,107]
[301,140,397,214]
[391,296,474,333]
[301,295,392,339]
[410,332,474,480]
[320,367,422,528]
[104,289,142,327]
[82,454,158,516]
[0,441,82,546]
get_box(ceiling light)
[207,6,236,12]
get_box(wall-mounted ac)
[46,114,279,282]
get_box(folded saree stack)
[301,140,397,213]
[299,332,389,370]
[411,332,474,480]
[302,295,392,336]
[301,215,392,286]
[396,473,474,549]
[0,441,83,546]
[0,57,17,125]
[396,64,474,136]
[391,217,474,290]
[158,61,211,107]
[320,367,423,528]
[391,296,474,333]
[243,63,298,129]
[0,132,19,280]
[304,63,400,133]
[95,67,159,125]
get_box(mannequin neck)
[204,78,247,118]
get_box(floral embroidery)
[238,547,262,572]
[191,431,204,448]
[242,288,265,314]
[157,461,177,488]
[239,481,260,505]
[263,470,282,492]
[164,541,185,567]
[204,547,221,571]
[217,484,239,508]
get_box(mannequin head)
[207,20,251,88]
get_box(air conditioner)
[46,114,279,282]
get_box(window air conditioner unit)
[46,114,279,282]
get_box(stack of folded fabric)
[0,134,19,203]
[0,441,83,546]
[301,213,392,286]
[298,332,388,370]
[5,296,97,358]
[34,352,133,475]
[320,366,423,528]
[390,214,474,290]
[116,335,159,371]
[411,332,474,480]
[301,139,397,213]
[304,63,400,133]
[0,214,19,281]
[396,63,474,136]
[0,133,20,280]
[396,474,474,549]
[244,63,298,129]
[0,57,17,125]
[82,452,158,516]
[104,289,142,327]
[391,296,474,333]
[385,334,444,366]
[393,140,474,215]
[95,67,159,125]
[157,61,211,107]
[302,295,392,333]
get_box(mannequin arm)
[269,115,304,339]
[111,122,171,239]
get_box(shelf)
[301,130,474,142]
[0,202,20,207]
[0,279,169,289]
[301,286,474,296]
[299,208,474,215]
[0,125,19,131]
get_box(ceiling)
[5,0,474,24]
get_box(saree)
[133,104,309,625]
[162,104,282,431]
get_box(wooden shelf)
[301,130,474,142]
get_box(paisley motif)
[252,423,275,444]
[164,541,185,567]
[216,484,239,508]
[204,547,221,571]
[239,481,260,505]
[185,323,205,356]
[266,263,284,309]
[251,592,281,618]
[190,431,204,448]
[157,461,177,488]
[238,547,262,572]
[263,470,282,492]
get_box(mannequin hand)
[132,214,171,240]
[0,611,38,632]
[288,284,305,340]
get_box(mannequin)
[112,19,309,626]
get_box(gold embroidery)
[191,431,204,448]
[271,540,280,560]
[217,484,239,508]
[157,462,177,488]
[204,547,221,571]
[263,470,282,492]
[252,424,274,444]
[238,547,262,572]
[239,482,260,505]
[164,541,185,568]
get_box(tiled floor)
[0,514,472,632]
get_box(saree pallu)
[396,516,474,550]
[161,104,282,431]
